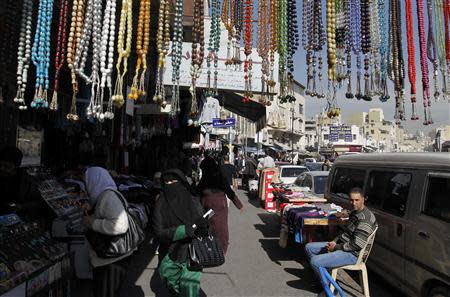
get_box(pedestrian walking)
[152,169,209,297]
[242,154,257,189]
[198,157,244,254]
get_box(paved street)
[75,189,403,297]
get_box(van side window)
[330,167,366,199]
[366,171,411,217]
[424,176,450,223]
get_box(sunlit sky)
[291,0,450,134]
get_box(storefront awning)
[222,91,266,122]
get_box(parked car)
[278,165,309,184]
[305,157,317,163]
[305,162,325,172]
[325,152,450,297]
[293,171,329,197]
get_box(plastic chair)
[330,227,378,297]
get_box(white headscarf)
[84,167,117,204]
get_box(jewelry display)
[170,0,183,117]
[153,0,170,107]
[13,0,34,110]
[112,0,133,108]
[130,0,151,101]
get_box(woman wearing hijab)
[198,157,244,254]
[152,169,209,297]
[83,167,132,297]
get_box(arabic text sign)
[330,126,353,143]
[213,118,236,128]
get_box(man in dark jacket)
[305,187,377,287]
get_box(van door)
[409,173,450,292]
[365,170,413,290]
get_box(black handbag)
[188,235,225,270]
[86,190,145,258]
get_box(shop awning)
[222,91,266,122]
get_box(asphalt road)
[112,189,403,297]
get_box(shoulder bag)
[188,234,225,271]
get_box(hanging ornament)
[13,0,34,110]
[278,0,289,103]
[242,0,253,103]
[360,0,372,101]
[326,0,340,118]
[189,0,205,124]
[434,0,449,101]
[50,0,70,111]
[335,0,348,84]
[378,0,390,102]
[153,0,170,106]
[257,0,270,105]
[267,0,278,102]
[130,0,151,102]
[170,0,183,117]
[31,0,55,109]
[99,0,117,120]
[67,0,87,121]
[283,0,300,104]
[417,0,433,124]
[369,0,381,97]
[426,0,439,107]
[444,0,450,101]
[206,0,221,96]
[221,0,235,69]
[233,0,243,69]
[405,0,419,119]
[350,0,363,100]
[112,0,133,108]
[345,0,354,99]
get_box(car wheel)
[428,286,450,297]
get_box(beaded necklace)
[434,0,449,100]
[13,0,34,110]
[221,0,235,68]
[189,0,205,124]
[170,0,184,117]
[426,0,439,106]
[326,0,340,118]
[267,0,278,101]
[360,0,372,101]
[99,0,117,120]
[67,0,86,121]
[378,0,390,102]
[258,0,270,105]
[153,0,170,107]
[243,0,253,103]
[389,0,405,122]
[345,0,354,99]
[335,0,347,84]
[350,0,363,99]
[278,0,289,103]
[284,0,299,104]
[130,0,151,101]
[369,0,381,96]
[50,0,70,111]
[31,0,55,110]
[405,0,419,119]
[417,0,432,124]
[233,0,243,68]
[206,0,221,96]
[112,0,133,108]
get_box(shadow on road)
[284,267,321,293]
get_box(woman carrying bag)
[82,167,133,297]
[152,169,209,297]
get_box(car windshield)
[306,163,323,171]
[313,176,328,194]
[281,167,308,177]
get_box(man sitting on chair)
[305,187,378,288]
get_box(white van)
[325,153,450,297]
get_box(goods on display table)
[0,214,71,297]
[279,203,347,248]
[272,183,327,214]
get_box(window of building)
[324,134,329,140]
[371,130,374,134]
[353,134,357,140]
[330,167,366,199]
[339,133,344,139]
[299,104,304,115]
[366,171,411,217]
[423,176,450,222]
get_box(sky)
[292,0,450,134]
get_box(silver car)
[293,171,329,197]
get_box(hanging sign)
[212,118,235,128]
[163,19,279,94]
[329,126,352,142]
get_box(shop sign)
[329,126,352,142]
[213,118,235,128]
[163,19,279,93]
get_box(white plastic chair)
[330,227,378,297]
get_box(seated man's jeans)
[305,242,357,286]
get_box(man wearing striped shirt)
[305,187,378,288]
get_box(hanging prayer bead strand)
[130,0,151,101]
[378,0,390,102]
[189,0,205,124]
[360,0,372,101]
[434,0,449,100]
[445,0,450,101]
[13,0,34,110]
[405,0,419,119]
[112,0,133,108]
[390,0,405,122]
[417,0,432,124]
[426,0,439,108]
[221,0,235,68]
[267,0,278,102]
[257,0,270,105]
[31,0,55,110]
[284,0,299,103]
[50,0,70,111]
[345,0,354,99]
[66,0,86,121]
[233,0,243,68]
[351,0,363,99]
[170,0,183,117]
[278,0,289,103]
[153,0,170,106]
[369,0,381,96]
[99,0,117,120]
[243,0,253,103]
